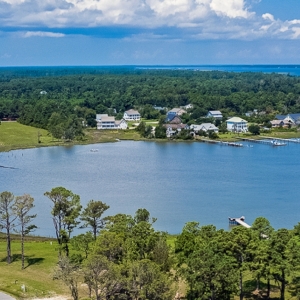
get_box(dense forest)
[1,188,300,300]
[1,67,300,138]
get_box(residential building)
[123,109,141,121]
[207,110,223,119]
[166,108,187,121]
[226,117,248,132]
[164,124,189,138]
[270,120,290,128]
[275,113,300,125]
[190,123,219,133]
[96,114,128,130]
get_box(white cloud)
[0,0,300,41]
[22,31,65,38]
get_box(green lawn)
[0,240,69,299]
[0,122,59,152]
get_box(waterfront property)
[275,113,300,126]
[96,114,128,129]
[166,108,187,121]
[226,117,248,132]
[190,123,219,133]
[123,109,141,121]
[270,120,290,128]
[164,123,189,137]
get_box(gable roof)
[169,116,182,124]
[168,108,186,114]
[226,117,247,123]
[208,110,222,115]
[125,109,140,115]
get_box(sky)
[0,0,300,66]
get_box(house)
[96,114,128,130]
[226,117,248,132]
[190,123,219,133]
[166,108,187,122]
[123,109,141,121]
[207,110,223,119]
[164,124,189,138]
[275,113,300,125]
[182,104,193,110]
[270,120,290,128]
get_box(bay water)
[1,140,299,237]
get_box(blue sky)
[0,0,300,66]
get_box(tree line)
[1,188,300,300]
[1,68,300,140]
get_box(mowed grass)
[0,122,54,152]
[0,240,69,299]
[0,122,144,153]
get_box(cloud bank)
[0,0,299,40]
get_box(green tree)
[0,191,17,264]
[80,200,110,240]
[44,187,82,257]
[13,194,37,269]
[83,254,122,300]
[128,259,174,300]
[53,257,81,300]
[248,124,260,135]
[71,232,94,259]
[155,124,167,138]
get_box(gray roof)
[125,109,140,115]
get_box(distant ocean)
[136,65,300,76]
[1,65,300,77]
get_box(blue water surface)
[1,140,299,237]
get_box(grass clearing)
[0,240,69,299]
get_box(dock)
[200,139,243,147]
[229,216,251,228]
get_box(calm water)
[1,140,300,237]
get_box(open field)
[0,240,70,299]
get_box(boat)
[90,149,99,152]
[270,140,287,146]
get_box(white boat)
[90,149,99,152]
[271,140,287,146]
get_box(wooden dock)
[229,216,251,228]
[201,139,243,147]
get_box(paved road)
[0,291,15,299]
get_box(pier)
[200,139,243,147]
[229,216,251,228]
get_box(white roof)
[101,116,115,122]
[226,117,247,123]
[125,109,140,115]
[209,110,222,115]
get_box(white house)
[207,110,223,119]
[96,114,128,130]
[191,123,219,133]
[123,109,141,121]
[226,117,248,132]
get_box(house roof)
[169,116,182,124]
[101,116,115,122]
[208,110,222,115]
[96,114,108,120]
[200,123,218,130]
[125,109,140,115]
[168,108,186,114]
[115,119,126,125]
[276,113,300,121]
[164,123,188,130]
[226,117,247,123]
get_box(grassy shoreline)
[1,121,300,153]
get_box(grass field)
[0,239,69,299]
